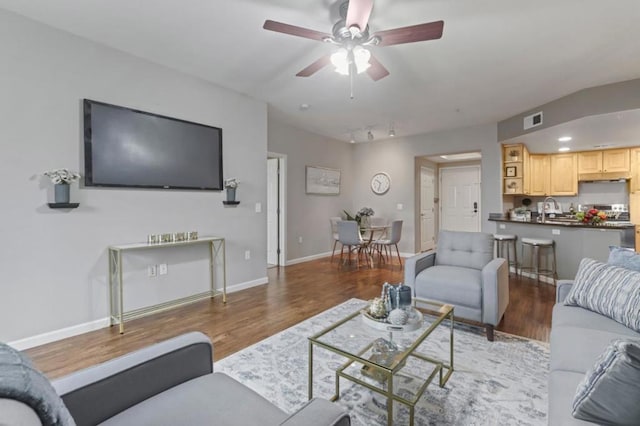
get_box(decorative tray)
[361,308,423,332]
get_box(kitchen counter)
[489,217,634,229]
[489,216,635,280]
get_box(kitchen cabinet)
[630,148,640,193]
[549,153,578,195]
[578,149,630,174]
[528,154,550,196]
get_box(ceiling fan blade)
[374,20,444,47]
[263,20,331,42]
[366,54,390,81]
[346,0,374,31]
[296,55,331,77]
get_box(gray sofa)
[1,332,350,426]
[404,231,509,341]
[549,280,640,425]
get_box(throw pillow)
[564,258,640,333]
[0,343,76,426]
[607,245,640,272]
[573,339,640,425]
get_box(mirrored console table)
[108,236,227,333]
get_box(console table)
[108,236,227,333]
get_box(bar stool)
[493,234,518,276]
[520,237,557,285]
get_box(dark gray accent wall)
[498,79,640,141]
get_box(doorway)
[267,153,286,267]
[439,165,481,232]
[420,166,436,251]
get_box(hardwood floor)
[25,257,555,379]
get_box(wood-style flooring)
[25,257,555,379]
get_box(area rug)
[215,299,549,425]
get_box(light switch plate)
[255,202,262,213]
[397,203,403,210]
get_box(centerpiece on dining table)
[343,207,375,229]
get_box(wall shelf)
[222,201,240,206]
[48,203,80,209]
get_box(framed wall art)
[306,166,341,195]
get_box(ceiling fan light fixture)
[330,46,371,75]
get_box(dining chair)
[329,217,342,262]
[373,220,403,267]
[337,221,369,268]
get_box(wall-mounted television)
[83,99,223,190]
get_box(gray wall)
[351,124,500,253]
[267,118,354,262]
[0,10,268,342]
[498,78,640,141]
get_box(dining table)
[359,225,391,267]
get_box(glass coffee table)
[308,298,454,426]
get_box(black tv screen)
[83,99,223,190]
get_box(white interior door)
[267,158,279,265]
[439,165,481,232]
[420,167,436,251]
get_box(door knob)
[473,202,478,213]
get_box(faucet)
[541,197,560,223]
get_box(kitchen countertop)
[488,217,635,229]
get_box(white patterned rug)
[215,299,549,425]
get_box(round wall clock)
[371,172,391,195]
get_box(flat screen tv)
[83,99,223,190]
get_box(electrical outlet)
[255,202,262,213]
[298,236,303,244]
[245,250,251,260]
[148,265,157,277]
[397,203,403,210]
[552,229,561,235]
[499,224,506,229]
[159,263,168,275]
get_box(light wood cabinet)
[602,149,630,172]
[503,144,527,195]
[549,153,578,195]
[578,151,602,174]
[578,148,630,174]
[630,148,640,193]
[528,154,550,196]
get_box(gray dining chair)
[330,217,342,262]
[373,220,403,267]
[337,220,369,268]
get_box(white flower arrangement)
[44,168,81,184]
[224,178,239,189]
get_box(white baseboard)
[9,276,270,351]
[225,276,268,293]
[8,317,110,351]
[286,251,331,266]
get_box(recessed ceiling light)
[299,103,310,111]
[558,136,572,142]
[558,147,571,152]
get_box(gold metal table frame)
[308,299,454,426]
[108,236,227,333]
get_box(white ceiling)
[504,108,640,154]
[1,0,640,143]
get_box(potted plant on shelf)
[44,168,81,203]
[224,178,239,202]
[508,149,520,161]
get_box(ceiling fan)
[263,0,444,93]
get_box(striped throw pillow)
[573,339,640,424]
[564,258,640,333]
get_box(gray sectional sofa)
[549,280,640,425]
[1,332,350,426]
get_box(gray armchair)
[404,230,509,341]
